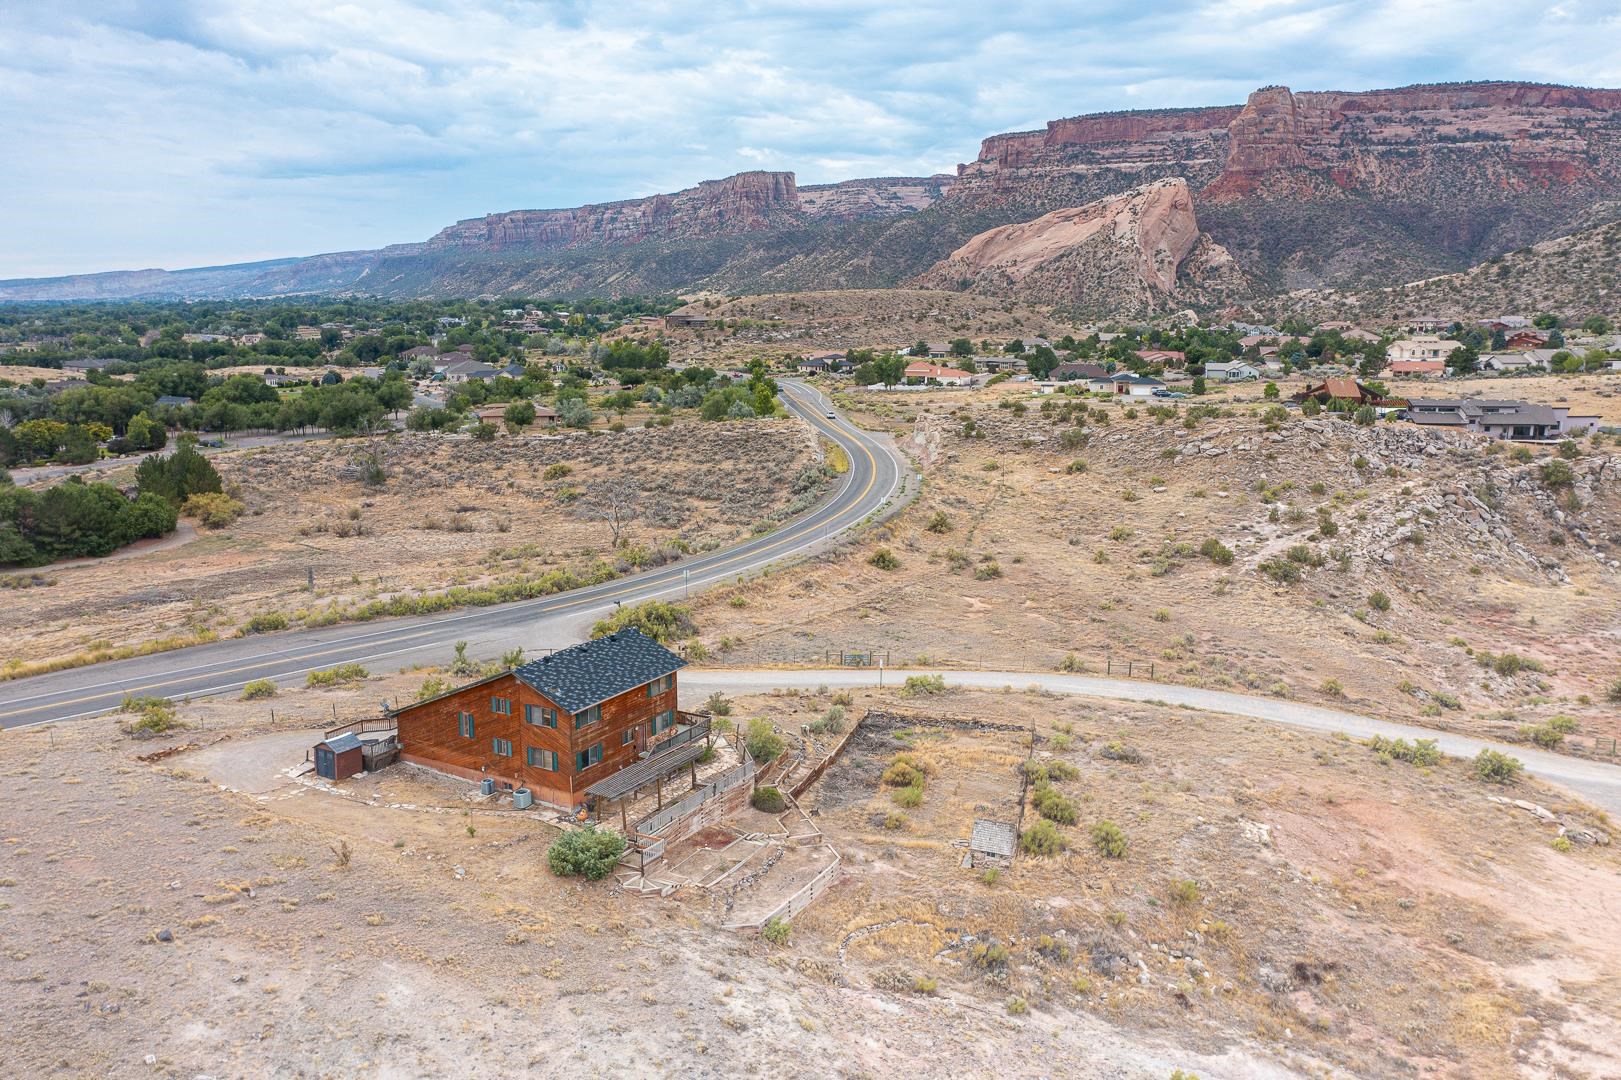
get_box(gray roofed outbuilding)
[513,628,686,715]
[320,732,363,753]
[970,818,1018,858]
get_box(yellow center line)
[0,391,891,723]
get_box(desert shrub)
[818,704,847,734]
[745,717,784,763]
[901,674,946,696]
[1606,678,1621,705]
[926,511,953,534]
[1168,879,1201,906]
[761,917,792,946]
[1540,458,1575,489]
[181,491,246,528]
[1066,459,1088,474]
[1259,557,1302,584]
[912,975,938,994]
[590,600,695,644]
[240,611,289,635]
[1090,820,1128,859]
[546,826,627,880]
[119,694,180,735]
[1005,996,1028,1015]
[413,675,452,700]
[1099,741,1142,764]
[1057,652,1087,673]
[1480,651,1545,678]
[1368,590,1391,612]
[1521,720,1573,749]
[1019,819,1067,856]
[1044,759,1079,781]
[1366,735,1441,766]
[868,547,900,571]
[543,463,572,480]
[1319,678,1345,698]
[752,786,787,813]
[240,678,278,700]
[1199,538,1235,566]
[1031,782,1078,825]
[1474,748,1524,784]
[892,782,924,808]
[306,663,368,687]
[705,691,733,716]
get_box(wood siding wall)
[395,672,679,809]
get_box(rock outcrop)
[429,171,803,251]
[914,179,1245,313]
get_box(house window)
[525,704,556,728]
[576,742,602,771]
[492,738,513,758]
[622,725,639,746]
[491,696,511,716]
[574,705,600,728]
[645,674,672,697]
[650,709,675,735]
[458,712,475,739]
[527,747,558,771]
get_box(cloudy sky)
[3,0,1620,278]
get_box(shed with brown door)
[314,732,365,781]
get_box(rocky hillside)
[1281,214,1621,322]
[913,179,1247,314]
[9,81,1621,304]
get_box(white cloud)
[1,0,1618,275]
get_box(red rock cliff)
[1207,82,1621,197]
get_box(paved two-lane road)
[0,381,913,729]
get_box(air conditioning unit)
[513,788,533,810]
[480,778,496,796]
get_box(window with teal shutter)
[575,742,602,770]
[527,747,557,771]
[492,738,513,757]
[525,704,556,728]
[458,712,474,738]
[574,704,600,728]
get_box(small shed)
[967,818,1018,867]
[314,732,364,780]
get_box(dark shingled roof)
[321,732,363,753]
[513,628,686,714]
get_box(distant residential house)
[1205,360,1260,381]
[1479,350,1553,372]
[663,313,712,330]
[440,359,501,383]
[1405,316,1453,333]
[1237,334,1270,349]
[499,361,528,379]
[1503,329,1550,351]
[263,372,304,387]
[62,357,117,373]
[1388,359,1445,377]
[1388,335,1456,362]
[795,356,834,374]
[399,345,438,363]
[293,326,322,341]
[181,333,229,344]
[1405,398,1599,441]
[902,361,974,386]
[1090,373,1165,398]
[1050,361,1108,382]
[1478,315,1531,330]
[1341,328,1382,344]
[236,332,267,347]
[1291,379,1393,407]
[1135,350,1185,367]
[153,395,194,408]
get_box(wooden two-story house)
[394,628,688,811]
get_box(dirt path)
[683,667,1621,815]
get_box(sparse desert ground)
[3,669,1616,1078]
[655,289,1090,366]
[691,389,1621,757]
[0,363,85,384]
[2,421,822,668]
